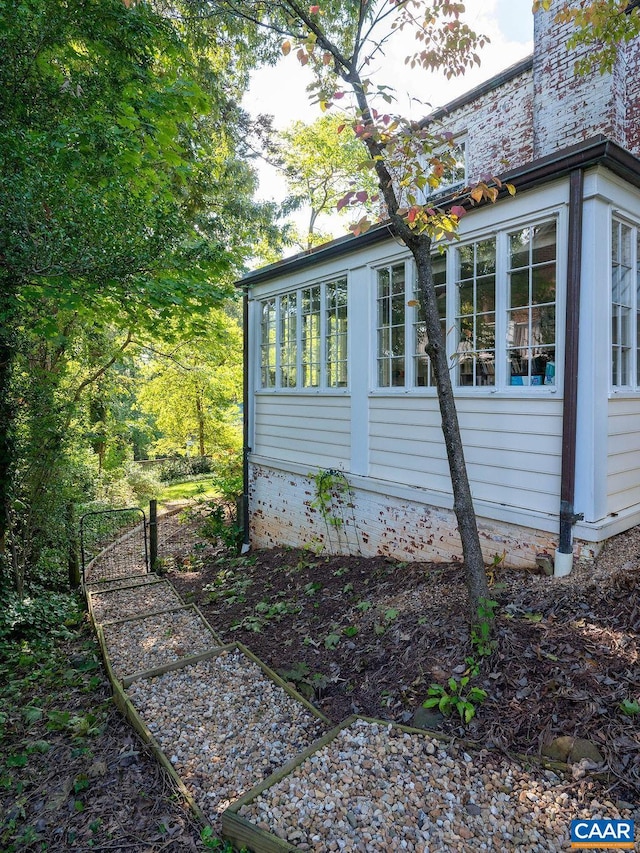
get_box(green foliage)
[423,676,488,725]
[619,698,640,717]
[470,597,498,659]
[310,469,347,529]
[158,457,214,483]
[199,503,243,553]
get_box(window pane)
[532,265,556,306]
[455,239,496,386]
[377,264,405,387]
[326,279,348,387]
[507,221,557,386]
[302,286,321,387]
[413,254,446,388]
[612,220,634,387]
[532,221,556,265]
[260,299,277,388]
[510,270,529,309]
[510,228,530,269]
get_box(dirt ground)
[170,527,640,805]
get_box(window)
[372,217,557,393]
[326,280,348,387]
[377,263,406,387]
[280,292,297,388]
[414,255,446,387]
[260,299,276,388]
[507,222,556,386]
[611,219,633,387]
[258,278,348,390]
[301,286,321,388]
[415,140,466,203]
[455,239,496,386]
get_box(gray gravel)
[103,607,220,678]
[90,581,182,623]
[238,718,633,852]
[86,574,160,594]
[126,649,326,831]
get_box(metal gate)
[80,507,149,585]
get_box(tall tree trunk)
[409,235,490,613]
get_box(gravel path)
[238,718,633,852]
[89,520,638,852]
[102,606,221,678]
[90,581,182,623]
[126,650,327,831]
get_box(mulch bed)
[169,533,640,804]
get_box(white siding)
[369,396,563,514]
[254,395,351,469]
[607,397,640,513]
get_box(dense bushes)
[157,456,213,483]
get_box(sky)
[242,0,535,242]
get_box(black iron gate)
[80,507,149,585]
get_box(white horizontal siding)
[369,396,563,513]
[607,398,640,513]
[254,395,351,469]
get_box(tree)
[204,0,509,621]
[278,115,380,246]
[137,309,243,460]
[533,0,640,73]
[0,0,281,590]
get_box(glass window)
[455,238,496,387]
[612,219,633,387]
[414,255,446,387]
[377,263,406,387]
[326,279,348,387]
[279,292,297,388]
[507,221,556,387]
[260,299,276,388]
[301,286,321,388]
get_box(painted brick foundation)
[249,464,599,570]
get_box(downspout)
[240,288,251,555]
[555,168,585,576]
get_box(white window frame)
[257,276,349,392]
[370,213,561,395]
[610,214,640,391]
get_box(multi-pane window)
[611,219,633,387]
[258,278,347,390]
[301,286,321,388]
[326,280,348,387]
[377,263,406,387]
[414,255,446,387]
[260,299,276,388]
[280,292,297,388]
[455,239,496,387]
[507,221,556,386]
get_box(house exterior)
[239,1,640,571]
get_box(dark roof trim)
[421,55,533,125]
[239,136,640,288]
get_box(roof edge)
[238,136,640,288]
[421,55,534,125]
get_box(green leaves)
[423,675,488,724]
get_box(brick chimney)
[532,0,635,158]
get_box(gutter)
[555,169,585,577]
[240,289,251,554]
[239,137,640,290]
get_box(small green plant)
[304,581,322,596]
[619,699,640,716]
[343,625,359,637]
[470,597,498,659]
[201,826,245,851]
[199,502,242,552]
[423,676,488,724]
[310,470,346,529]
[324,632,341,649]
[355,600,372,612]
